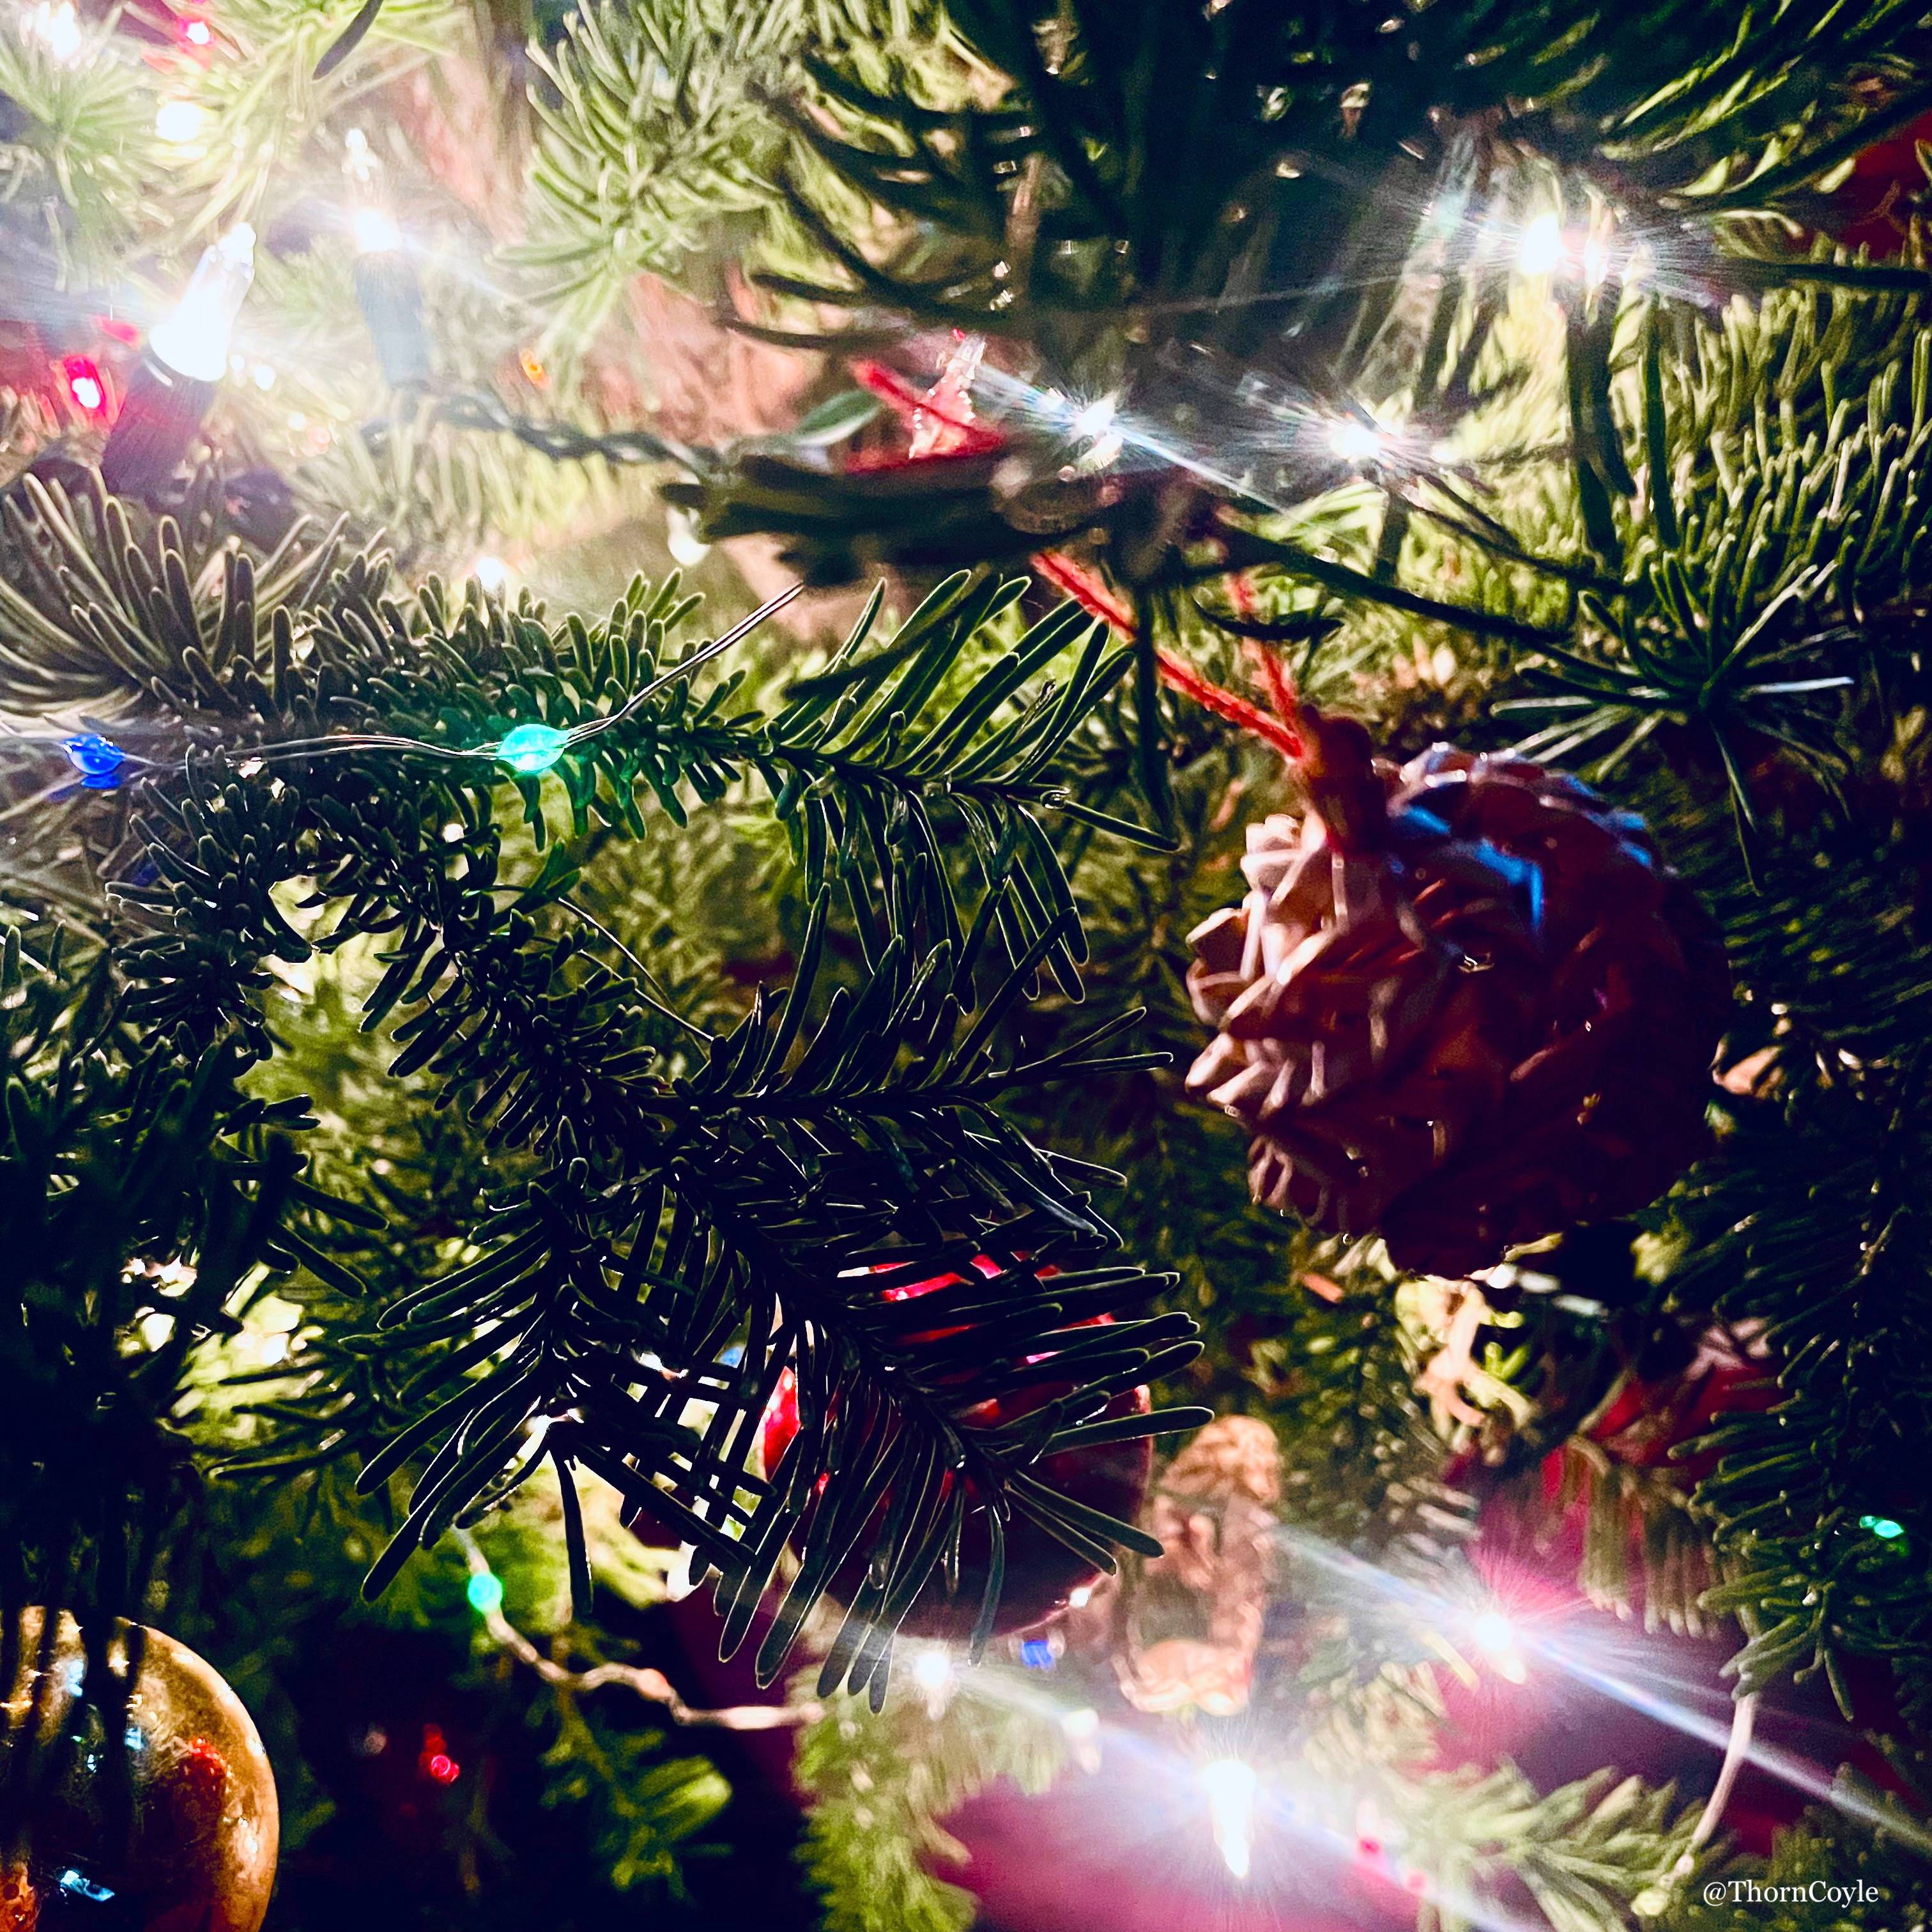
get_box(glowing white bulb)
[148,224,256,382]
[183,16,210,43]
[1329,417,1383,466]
[252,363,277,390]
[470,553,510,594]
[1070,395,1117,443]
[25,1,83,62]
[352,206,403,256]
[665,505,709,568]
[154,98,207,146]
[910,1648,952,1695]
[68,371,103,413]
[1471,1607,1528,1683]
[1517,212,1563,277]
[1200,1757,1257,1880]
[1068,1584,1092,1609]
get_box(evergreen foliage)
[10,0,1932,1926]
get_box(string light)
[102,225,255,497]
[344,128,431,388]
[352,206,404,256]
[61,733,128,788]
[153,99,208,147]
[6,586,803,809]
[495,722,569,776]
[470,553,510,594]
[59,356,107,418]
[180,14,211,45]
[665,505,709,569]
[1018,1636,1056,1670]
[1517,212,1563,277]
[148,224,256,382]
[1861,1514,1905,1540]
[1199,1757,1257,1880]
[1328,417,1384,466]
[417,1724,460,1785]
[22,1,82,61]
[1470,1606,1529,1683]
[465,1569,505,1614]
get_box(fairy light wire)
[0,583,806,798]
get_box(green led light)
[495,722,570,775]
[466,1570,505,1613]
[1860,1514,1906,1541]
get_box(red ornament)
[1185,716,1731,1276]
[758,1259,1154,1641]
[1828,107,1932,256]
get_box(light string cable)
[0,582,806,802]
[247,578,803,774]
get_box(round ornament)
[0,1609,278,1932]
[758,1260,1154,1642]
[1185,715,1731,1276]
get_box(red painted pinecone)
[1184,715,1731,1276]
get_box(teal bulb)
[466,1570,505,1613]
[496,722,570,774]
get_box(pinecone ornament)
[1185,711,1731,1276]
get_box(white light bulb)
[1329,417,1383,466]
[470,554,510,594]
[352,206,403,256]
[148,224,256,383]
[183,16,210,43]
[1070,394,1117,443]
[1471,1608,1528,1683]
[910,1648,952,1695]
[154,98,207,146]
[25,1,82,62]
[1200,1758,1257,1881]
[1517,212,1563,278]
[665,505,709,568]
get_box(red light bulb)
[60,355,108,418]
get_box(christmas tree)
[7,1,1932,1927]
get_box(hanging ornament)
[1185,709,1731,1276]
[1825,106,1932,256]
[756,1260,1155,1643]
[100,225,256,500]
[0,1609,279,1931]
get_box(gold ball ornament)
[0,1610,277,1932]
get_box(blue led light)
[59,1869,116,1903]
[1861,1514,1906,1541]
[61,733,128,789]
[466,1570,504,1614]
[1019,1637,1055,1671]
[495,721,570,775]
